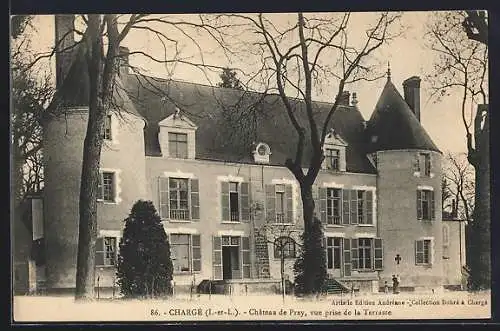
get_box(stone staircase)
[254,229,271,278]
[322,278,350,295]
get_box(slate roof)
[121,74,376,174]
[366,78,441,153]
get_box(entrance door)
[222,246,233,280]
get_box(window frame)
[415,239,432,266]
[326,188,342,225]
[95,236,117,267]
[326,237,342,270]
[229,182,240,222]
[325,148,340,170]
[417,189,434,221]
[97,171,116,203]
[170,233,201,274]
[168,132,188,159]
[358,238,373,270]
[169,178,190,220]
[103,114,112,140]
[275,184,286,224]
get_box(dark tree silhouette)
[217,67,243,89]
[117,200,173,299]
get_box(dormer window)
[253,142,271,164]
[103,114,112,140]
[168,132,188,159]
[325,148,340,170]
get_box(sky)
[20,12,482,155]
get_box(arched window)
[274,236,296,259]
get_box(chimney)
[54,15,76,88]
[339,90,350,106]
[402,76,421,122]
[118,46,130,76]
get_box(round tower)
[367,74,444,291]
[42,16,146,290]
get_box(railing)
[327,216,341,225]
[230,210,240,222]
[170,209,190,220]
[275,213,285,223]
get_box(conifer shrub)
[117,200,173,298]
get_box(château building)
[13,15,466,295]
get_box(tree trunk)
[75,15,106,300]
[300,183,315,231]
[468,105,490,290]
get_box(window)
[97,172,115,202]
[96,237,117,266]
[416,239,432,265]
[274,236,296,259]
[326,188,341,225]
[170,234,201,273]
[229,182,240,222]
[103,114,112,140]
[417,189,435,221]
[168,132,188,158]
[358,238,372,270]
[357,191,365,224]
[325,148,340,170]
[326,237,342,269]
[419,153,431,176]
[169,178,189,220]
[275,184,285,223]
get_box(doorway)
[222,245,240,280]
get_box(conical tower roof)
[366,77,440,153]
[46,40,142,119]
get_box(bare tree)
[425,10,489,290]
[210,12,402,233]
[443,152,475,222]
[255,224,300,302]
[26,14,238,300]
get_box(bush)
[116,200,173,298]
[293,217,327,296]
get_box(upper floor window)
[103,114,112,140]
[169,178,189,220]
[415,239,432,265]
[419,153,431,176]
[417,189,435,221]
[326,188,341,225]
[325,148,340,170]
[221,181,251,223]
[98,171,115,202]
[275,184,286,223]
[95,237,117,266]
[229,182,240,222]
[168,132,188,158]
[274,236,296,259]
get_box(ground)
[13,290,490,322]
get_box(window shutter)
[374,238,383,270]
[343,238,352,277]
[240,182,251,222]
[285,184,294,223]
[159,177,169,219]
[265,184,276,223]
[190,179,200,221]
[242,236,251,278]
[350,190,358,225]
[426,155,432,175]
[192,234,201,272]
[415,240,423,265]
[342,190,350,225]
[319,187,327,224]
[430,190,435,220]
[97,173,103,200]
[95,237,104,266]
[416,190,422,220]
[351,238,359,270]
[365,190,373,224]
[221,182,230,222]
[212,236,222,280]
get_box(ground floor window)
[326,237,342,269]
[170,234,201,274]
[415,239,432,265]
[95,237,117,266]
